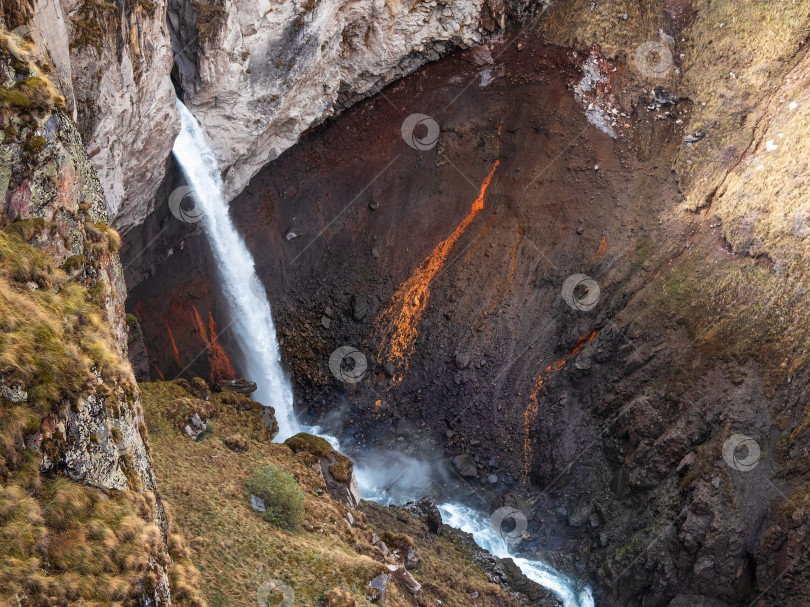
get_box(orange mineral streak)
[590,236,608,263]
[191,306,236,383]
[207,311,236,384]
[152,363,166,381]
[166,323,181,368]
[376,160,500,380]
[522,330,599,482]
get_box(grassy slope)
[140,380,522,607]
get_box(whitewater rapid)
[172,99,593,607]
[172,99,300,440]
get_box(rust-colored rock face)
[125,11,810,603]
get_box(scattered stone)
[371,532,380,545]
[653,88,679,106]
[369,200,379,210]
[378,541,389,556]
[452,453,478,477]
[352,295,368,321]
[455,351,471,369]
[321,315,332,329]
[404,547,419,569]
[184,412,208,441]
[576,226,585,235]
[324,306,333,317]
[488,474,498,484]
[383,362,395,377]
[345,511,354,526]
[250,494,265,512]
[285,231,298,240]
[599,532,610,546]
[677,451,696,471]
[394,566,422,594]
[372,247,381,258]
[367,574,391,602]
[684,131,705,143]
[471,591,480,598]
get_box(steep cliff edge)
[169,0,541,206]
[3,0,179,233]
[0,29,203,605]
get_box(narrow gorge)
[2,1,810,606]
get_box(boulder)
[403,498,443,535]
[352,295,369,321]
[366,573,391,602]
[452,453,478,477]
[213,378,257,396]
[285,433,360,508]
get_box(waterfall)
[172,99,300,440]
[171,98,593,607]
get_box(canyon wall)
[7,0,542,234]
[127,1,810,605]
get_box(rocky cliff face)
[7,0,179,233]
[127,1,810,605]
[0,29,188,605]
[168,0,540,204]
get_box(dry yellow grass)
[141,380,523,607]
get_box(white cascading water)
[172,98,300,440]
[172,99,593,607]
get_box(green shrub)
[245,464,305,531]
[125,312,139,330]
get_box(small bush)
[245,464,305,531]
[125,313,139,330]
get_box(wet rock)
[500,558,556,603]
[213,378,257,396]
[452,453,478,477]
[366,573,391,602]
